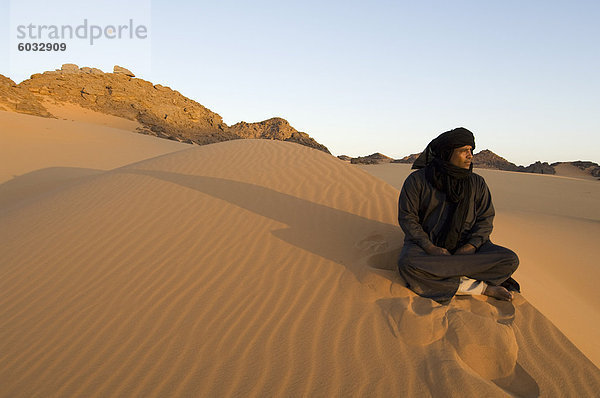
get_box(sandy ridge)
[1,139,599,396]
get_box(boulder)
[113,65,135,77]
[61,64,79,72]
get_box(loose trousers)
[397,240,519,304]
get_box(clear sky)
[2,0,599,165]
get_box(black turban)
[412,127,475,169]
[412,127,476,252]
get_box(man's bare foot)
[483,285,513,301]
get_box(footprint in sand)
[446,298,519,381]
[378,295,449,346]
[453,295,516,325]
[382,293,538,396]
[446,310,518,380]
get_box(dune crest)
[1,140,599,396]
[0,110,189,185]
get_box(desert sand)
[0,110,189,210]
[1,109,599,397]
[552,163,599,181]
[359,163,600,368]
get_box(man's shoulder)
[400,169,427,193]
[470,171,487,184]
[407,168,427,179]
[404,168,428,185]
[470,172,491,193]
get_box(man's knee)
[397,252,413,274]
[504,248,519,273]
[397,244,418,270]
[485,243,519,273]
[397,249,426,287]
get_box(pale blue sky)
[2,0,598,164]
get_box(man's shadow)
[124,168,539,396]
[125,168,404,283]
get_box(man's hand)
[454,243,476,255]
[423,243,451,256]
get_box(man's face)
[449,145,473,169]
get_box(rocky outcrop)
[393,153,421,164]
[20,65,231,143]
[517,161,555,174]
[229,118,330,154]
[0,64,329,152]
[472,150,520,171]
[60,64,79,73]
[337,155,352,161]
[113,65,134,77]
[0,75,53,117]
[350,153,394,164]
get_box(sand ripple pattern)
[1,140,599,397]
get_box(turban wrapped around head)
[410,127,476,252]
[412,127,475,169]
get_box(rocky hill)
[518,161,555,174]
[229,118,329,153]
[393,153,420,164]
[348,153,394,164]
[0,64,330,153]
[472,149,520,171]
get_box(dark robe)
[397,168,519,304]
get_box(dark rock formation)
[230,118,330,154]
[0,64,329,152]
[472,149,520,171]
[337,155,352,161]
[393,153,421,164]
[350,153,394,165]
[517,161,555,174]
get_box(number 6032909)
[17,42,67,51]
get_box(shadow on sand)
[123,168,540,396]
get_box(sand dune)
[2,135,599,396]
[0,110,189,185]
[553,163,599,181]
[0,110,189,211]
[360,163,600,367]
[41,100,142,132]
